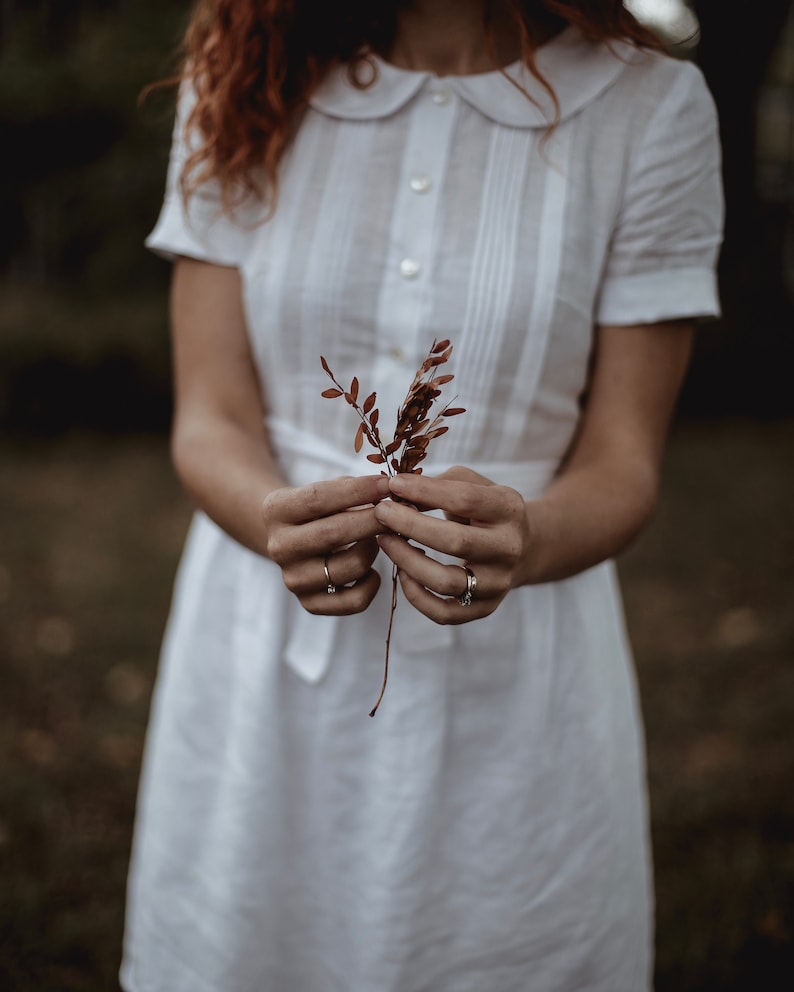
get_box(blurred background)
[0,1,792,989]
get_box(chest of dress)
[240,98,628,458]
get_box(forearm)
[519,454,659,585]
[518,320,692,586]
[377,322,690,619]
[172,415,287,558]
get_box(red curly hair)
[176,0,664,210]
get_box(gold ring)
[458,564,477,607]
[323,558,336,595]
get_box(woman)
[122,1,723,990]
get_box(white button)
[389,346,405,361]
[432,88,451,106]
[400,258,421,279]
[409,174,432,194]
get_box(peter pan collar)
[309,26,645,129]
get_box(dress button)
[432,88,451,106]
[409,174,432,194]
[400,258,421,279]
[389,346,405,362]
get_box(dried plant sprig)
[320,340,465,716]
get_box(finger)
[387,473,513,523]
[264,475,391,526]
[327,537,380,585]
[375,500,506,561]
[378,534,475,598]
[397,569,492,625]
[268,506,382,565]
[300,506,385,552]
[443,510,470,525]
[287,538,380,596]
[300,566,381,616]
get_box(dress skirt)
[121,506,653,992]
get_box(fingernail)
[389,475,408,494]
[374,476,391,497]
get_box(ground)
[0,420,792,990]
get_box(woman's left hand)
[373,466,531,624]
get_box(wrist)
[515,499,546,587]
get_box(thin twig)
[369,564,398,717]
[320,341,464,715]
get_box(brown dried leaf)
[319,338,466,718]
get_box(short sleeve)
[596,61,724,326]
[145,84,256,267]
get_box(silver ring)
[458,564,477,607]
[323,558,336,595]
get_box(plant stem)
[322,345,462,716]
[369,564,398,717]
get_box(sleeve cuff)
[596,267,721,325]
[145,195,250,268]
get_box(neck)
[387,0,522,76]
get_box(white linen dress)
[121,26,723,992]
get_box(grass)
[0,438,185,990]
[621,420,794,990]
[0,421,792,990]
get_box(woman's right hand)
[262,474,391,615]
